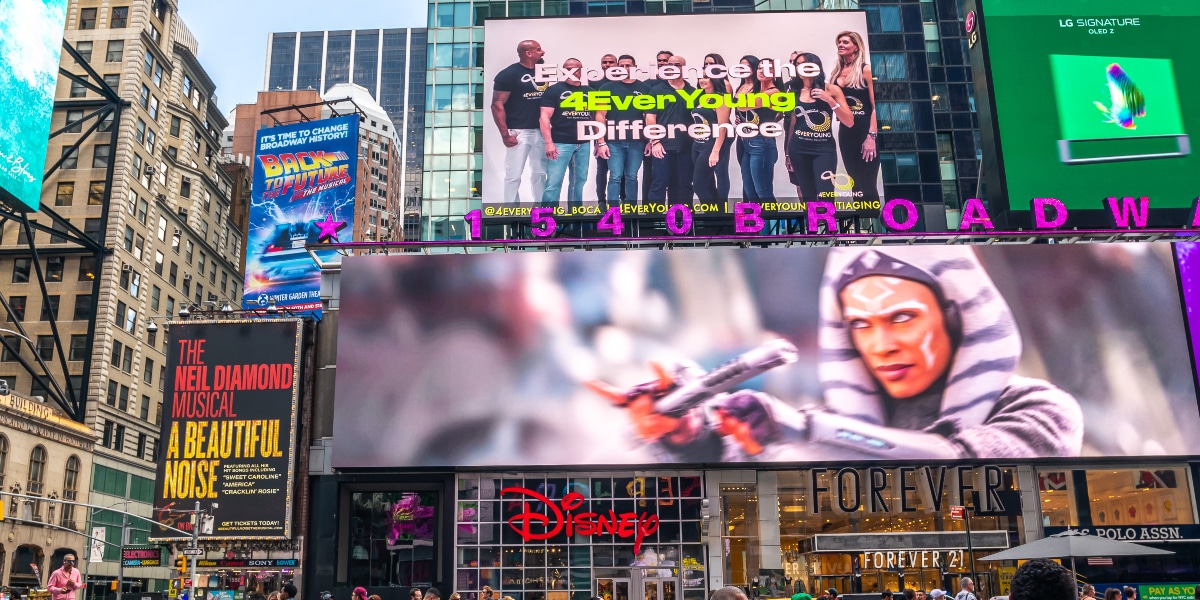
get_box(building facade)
[0,0,245,595]
[419,0,980,239]
[0,391,95,593]
[264,28,428,240]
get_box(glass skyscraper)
[421,0,981,240]
[266,28,428,240]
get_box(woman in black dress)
[785,52,854,205]
[831,31,879,203]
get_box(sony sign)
[808,465,1011,515]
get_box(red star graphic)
[315,214,347,243]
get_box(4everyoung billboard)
[243,115,359,314]
[152,319,303,540]
[968,0,1200,229]
[482,11,884,221]
[0,0,69,211]
[331,243,1200,469]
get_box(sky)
[178,0,427,116]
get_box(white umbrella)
[981,529,1173,598]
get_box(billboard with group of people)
[482,11,885,218]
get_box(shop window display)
[1038,467,1196,528]
[348,492,438,588]
[456,474,706,600]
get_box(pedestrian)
[712,586,749,600]
[916,591,927,600]
[46,554,82,600]
[1082,585,1096,599]
[928,591,946,600]
[268,592,281,600]
[1009,559,1074,600]
[370,596,382,600]
[353,588,368,600]
[1124,587,1137,600]
[1105,590,1123,600]
[904,590,916,600]
[449,594,461,600]
[281,585,299,600]
[410,590,423,600]
[954,578,977,600]
[827,589,839,600]
[882,591,893,600]
[480,587,494,600]
[426,589,442,600]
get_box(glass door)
[643,578,677,600]
[597,578,631,600]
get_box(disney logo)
[500,487,660,554]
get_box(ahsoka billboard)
[0,0,69,212]
[153,320,302,540]
[482,11,884,220]
[243,115,358,314]
[968,0,1200,227]
[332,244,1200,468]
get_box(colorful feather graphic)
[1094,63,1146,129]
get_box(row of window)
[0,436,81,522]
[77,6,129,30]
[99,419,157,462]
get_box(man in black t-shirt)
[596,55,650,205]
[539,58,593,207]
[594,53,619,204]
[646,54,695,203]
[491,39,548,203]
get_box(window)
[153,62,163,87]
[28,446,46,493]
[114,424,125,451]
[62,455,80,526]
[881,152,921,184]
[183,75,192,99]
[931,83,950,112]
[55,182,74,206]
[877,102,915,132]
[65,110,83,133]
[69,335,88,361]
[157,216,167,240]
[0,335,19,362]
[195,283,202,304]
[144,358,154,384]
[197,252,205,273]
[17,223,30,245]
[137,198,148,223]
[136,433,146,458]
[873,53,908,82]
[170,116,181,137]
[73,294,91,320]
[169,262,177,286]
[88,180,105,205]
[149,96,159,119]
[130,272,141,297]
[154,251,164,275]
[79,7,97,29]
[866,5,902,32]
[103,73,119,89]
[115,300,126,327]
[135,118,145,143]
[41,295,59,321]
[110,6,129,28]
[182,276,190,296]
[125,306,136,332]
[121,346,133,373]
[106,40,124,62]
[124,225,135,251]
[98,111,114,132]
[50,221,68,244]
[220,271,228,294]
[166,296,175,319]
[12,258,31,283]
[8,296,25,321]
[180,176,191,198]
[106,380,117,405]
[79,256,96,281]
[151,285,161,311]
[146,130,156,153]
[36,336,53,360]
[926,40,944,67]
[140,395,151,420]
[61,146,78,168]
[210,263,216,284]
[76,41,92,62]
[0,434,6,487]
[47,257,65,281]
[92,145,111,168]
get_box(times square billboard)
[967,0,1200,229]
[480,11,885,222]
[243,115,358,315]
[332,243,1200,468]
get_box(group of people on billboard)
[491,31,881,208]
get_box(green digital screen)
[979,0,1200,210]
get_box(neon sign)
[501,487,659,553]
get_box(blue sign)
[243,115,359,315]
[0,0,69,211]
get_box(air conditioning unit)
[157,193,167,202]
[178,208,188,218]
[183,273,192,281]
[121,264,133,273]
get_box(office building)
[264,28,427,240]
[322,83,405,242]
[0,0,245,595]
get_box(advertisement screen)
[0,0,69,211]
[482,12,884,219]
[332,244,1200,468]
[974,0,1200,215]
[243,115,358,314]
[153,320,302,540]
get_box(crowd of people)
[492,33,881,209]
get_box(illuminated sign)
[121,546,164,567]
[501,487,659,553]
[1045,525,1200,542]
[860,550,967,570]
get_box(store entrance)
[596,567,680,600]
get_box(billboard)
[332,244,1200,468]
[482,11,884,220]
[0,0,69,211]
[153,320,302,540]
[969,0,1200,227]
[243,115,359,314]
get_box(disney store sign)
[501,487,659,553]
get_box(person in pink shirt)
[46,554,82,600]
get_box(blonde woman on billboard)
[830,31,880,203]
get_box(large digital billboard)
[481,11,884,220]
[969,0,1200,227]
[153,320,302,540]
[0,0,69,212]
[243,115,358,314]
[332,244,1200,468]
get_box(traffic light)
[176,555,188,574]
[110,581,119,591]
